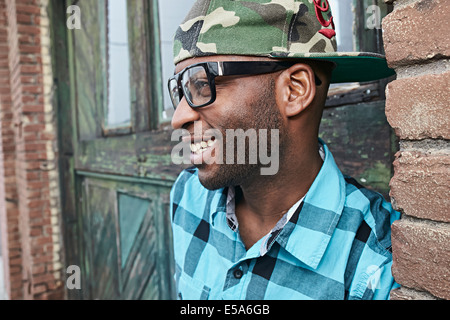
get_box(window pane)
[106,0,131,128]
[329,0,355,52]
[158,0,197,120]
[329,0,358,89]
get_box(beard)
[196,79,286,190]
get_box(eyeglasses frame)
[168,61,322,109]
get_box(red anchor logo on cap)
[313,0,336,39]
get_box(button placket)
[233,267,244,279]
[222,261,252,300]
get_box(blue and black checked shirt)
[170,141,401,300]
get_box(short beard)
[198,78,285,190]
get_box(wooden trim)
[76,170,176,187]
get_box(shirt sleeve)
[346,184,401,300]
[347,255,397,300]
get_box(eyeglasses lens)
[169,78,180,108]
[181,66,211,107]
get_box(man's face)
[172,56,286,190]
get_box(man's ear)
[276,63,316,118]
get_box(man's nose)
[171,97,200,130]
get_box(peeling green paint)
[319,101,395,200]
[357,161,391,196]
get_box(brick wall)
[383,0,450,300]
[0,0,22,300]
[0,0,64,299]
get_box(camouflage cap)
[173,0,395,83]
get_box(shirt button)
[233,268,243,279]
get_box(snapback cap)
[173,0,395,83]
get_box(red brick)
[15,4,41,15]
[385,72,450,140]
[32,253,53,264]
[390,151,450,223]
[17,25,40,36]
[20,64,40,74]
[46,280,64,292]
[391,219,450,300]
[24,152,46,161]
[30,245,45,255]
[383,0,450,68]
[15,0,40,4]
[19,44,41,54]
[23,124,45,133]
[32,236,53,246]
[27,180,46,189]
[28,199,47,209]
[21,94,38,104]
[18,34,34,44]
[22,84,42,94]
[9,278,24,290]
[25,161,42,170]
[19,54,37,64]
[20,75,36,84]
[40,132,55,141]
[27,189,42,199]
[29,226,42,237]
[8,265,22,275]
[0,85,10,94]
[16,13,32,25]
[23,132,37,142]
[30,217,51,227]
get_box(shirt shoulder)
[341,176,401,300]
[343,176,401,251]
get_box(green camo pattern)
[172,0,396,83]
[173,0,342,64]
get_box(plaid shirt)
[170,141,401,300]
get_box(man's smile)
[181,135,218,156]
[189,137,216,155]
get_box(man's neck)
[235,148,323,250]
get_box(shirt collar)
[225,187,238,231]
[279,140,346,269]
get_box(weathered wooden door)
[51,0,186,299]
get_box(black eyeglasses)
[168,61,322,109]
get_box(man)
[169,0,401,300]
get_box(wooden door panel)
[79,175,174,299]
[118,193,152,270]
[72,0,105,141]
[82,182,119,299]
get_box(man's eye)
[194,80,209,89]
[193,80,211,96]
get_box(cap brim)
[270,52,396,83]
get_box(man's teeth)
[190,138,215,154]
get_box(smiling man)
[169,0,401,300]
